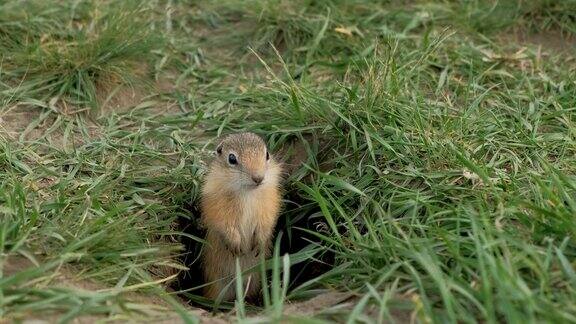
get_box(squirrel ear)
[216,144,223,155]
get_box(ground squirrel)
[201,132,282,301]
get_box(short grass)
[1,0,576,323]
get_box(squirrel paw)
[250,238,263,257]
[221,231,243,256]
[225,242,242,256]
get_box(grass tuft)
[1,1,160,111]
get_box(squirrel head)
[212,132,279,190]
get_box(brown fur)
[200,132,282,301]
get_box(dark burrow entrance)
[171,188,335,311]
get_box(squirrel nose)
[252,175,264,185]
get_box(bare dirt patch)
[283,291,354,317]
[2,256,227,324]
[500,29,576,55]
[0,76,181,148]
[277,136,311,176]
[0,105,44,140]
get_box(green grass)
[1,0,160,111]
[1,0,576,322]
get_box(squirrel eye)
[266,151,270,161]
[228,153,238,165]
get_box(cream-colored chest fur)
[238,189,262,244]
